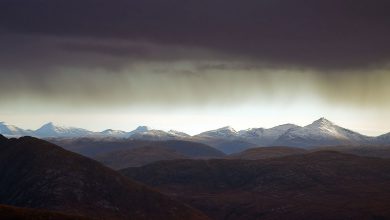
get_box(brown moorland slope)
[0,204,92,220]
[122,151,390,220]
[227,146,307,160]
[0,135,209,220]
[95,145,188,169]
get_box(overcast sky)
[1,0,390,135]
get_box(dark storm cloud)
[0,0,390,110]
[1,0,390,69]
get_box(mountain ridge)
[1,118,389,151]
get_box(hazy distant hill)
[122,151,390,220]
[190,137,258,154]
[376,132,390,145]
[0,135,209,220]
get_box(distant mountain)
[127,126,190,140]
[0,122,32,137]
[196,126,238,139]
[193,124,301,154]
[100,129,128,138]
[122,151,390,220]
[129,129,190,140]
[0,135,210,220]
[34,122,94,138]
[127,125,151,135]
[228,146,307,160]
[274,118,372,148]
[168,130,191,137]
[376,132,390,145]
[1,118,390,151]
[193,127,257,154]
[238,124,300,145]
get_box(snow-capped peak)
[38,122,69,132]
[34,122,93,137]
[309,117,334,128]
[100,129,127,137]
[304,118,341,136]
[129,126,151,134]
[273,118,371,148]
[41,122,56,129]
[197,126,238,138]
[0,121,30,136]
[168,130,190,137]
[218,126,237,132]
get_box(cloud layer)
[0,0,389,110]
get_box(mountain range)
[2,133,390,219]
[1,118,389,153]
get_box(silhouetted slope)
[93,140,224,169]
[50,138,224,158]
[47,137,146,157]
[228,146,307,160]
[122,151,390,220]
[191,137,257,154]
[159,140,225,158]
[0,134,7,142]
[0,204,91,220]
[95,146,188,169]
[0,135,209,220]
[311,145,390,158]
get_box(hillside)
[122,151,390,220]
[95,146,188,169]
[227,146,307,160]
[0,204,91,220]
[0,135,209,220]
[311,145,390,158]
[93,140,225,169]
[50,138,224,158]
[190,137,257,154]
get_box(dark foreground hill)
[0,135,209,220]
[0,204,91,220]
[227,146,307,160]
[311,145,390,158]
[122,151,390,220]
[95,145,188,169]
[228,145,390,160]
[50,138,224,158]
[50,138,224,169]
